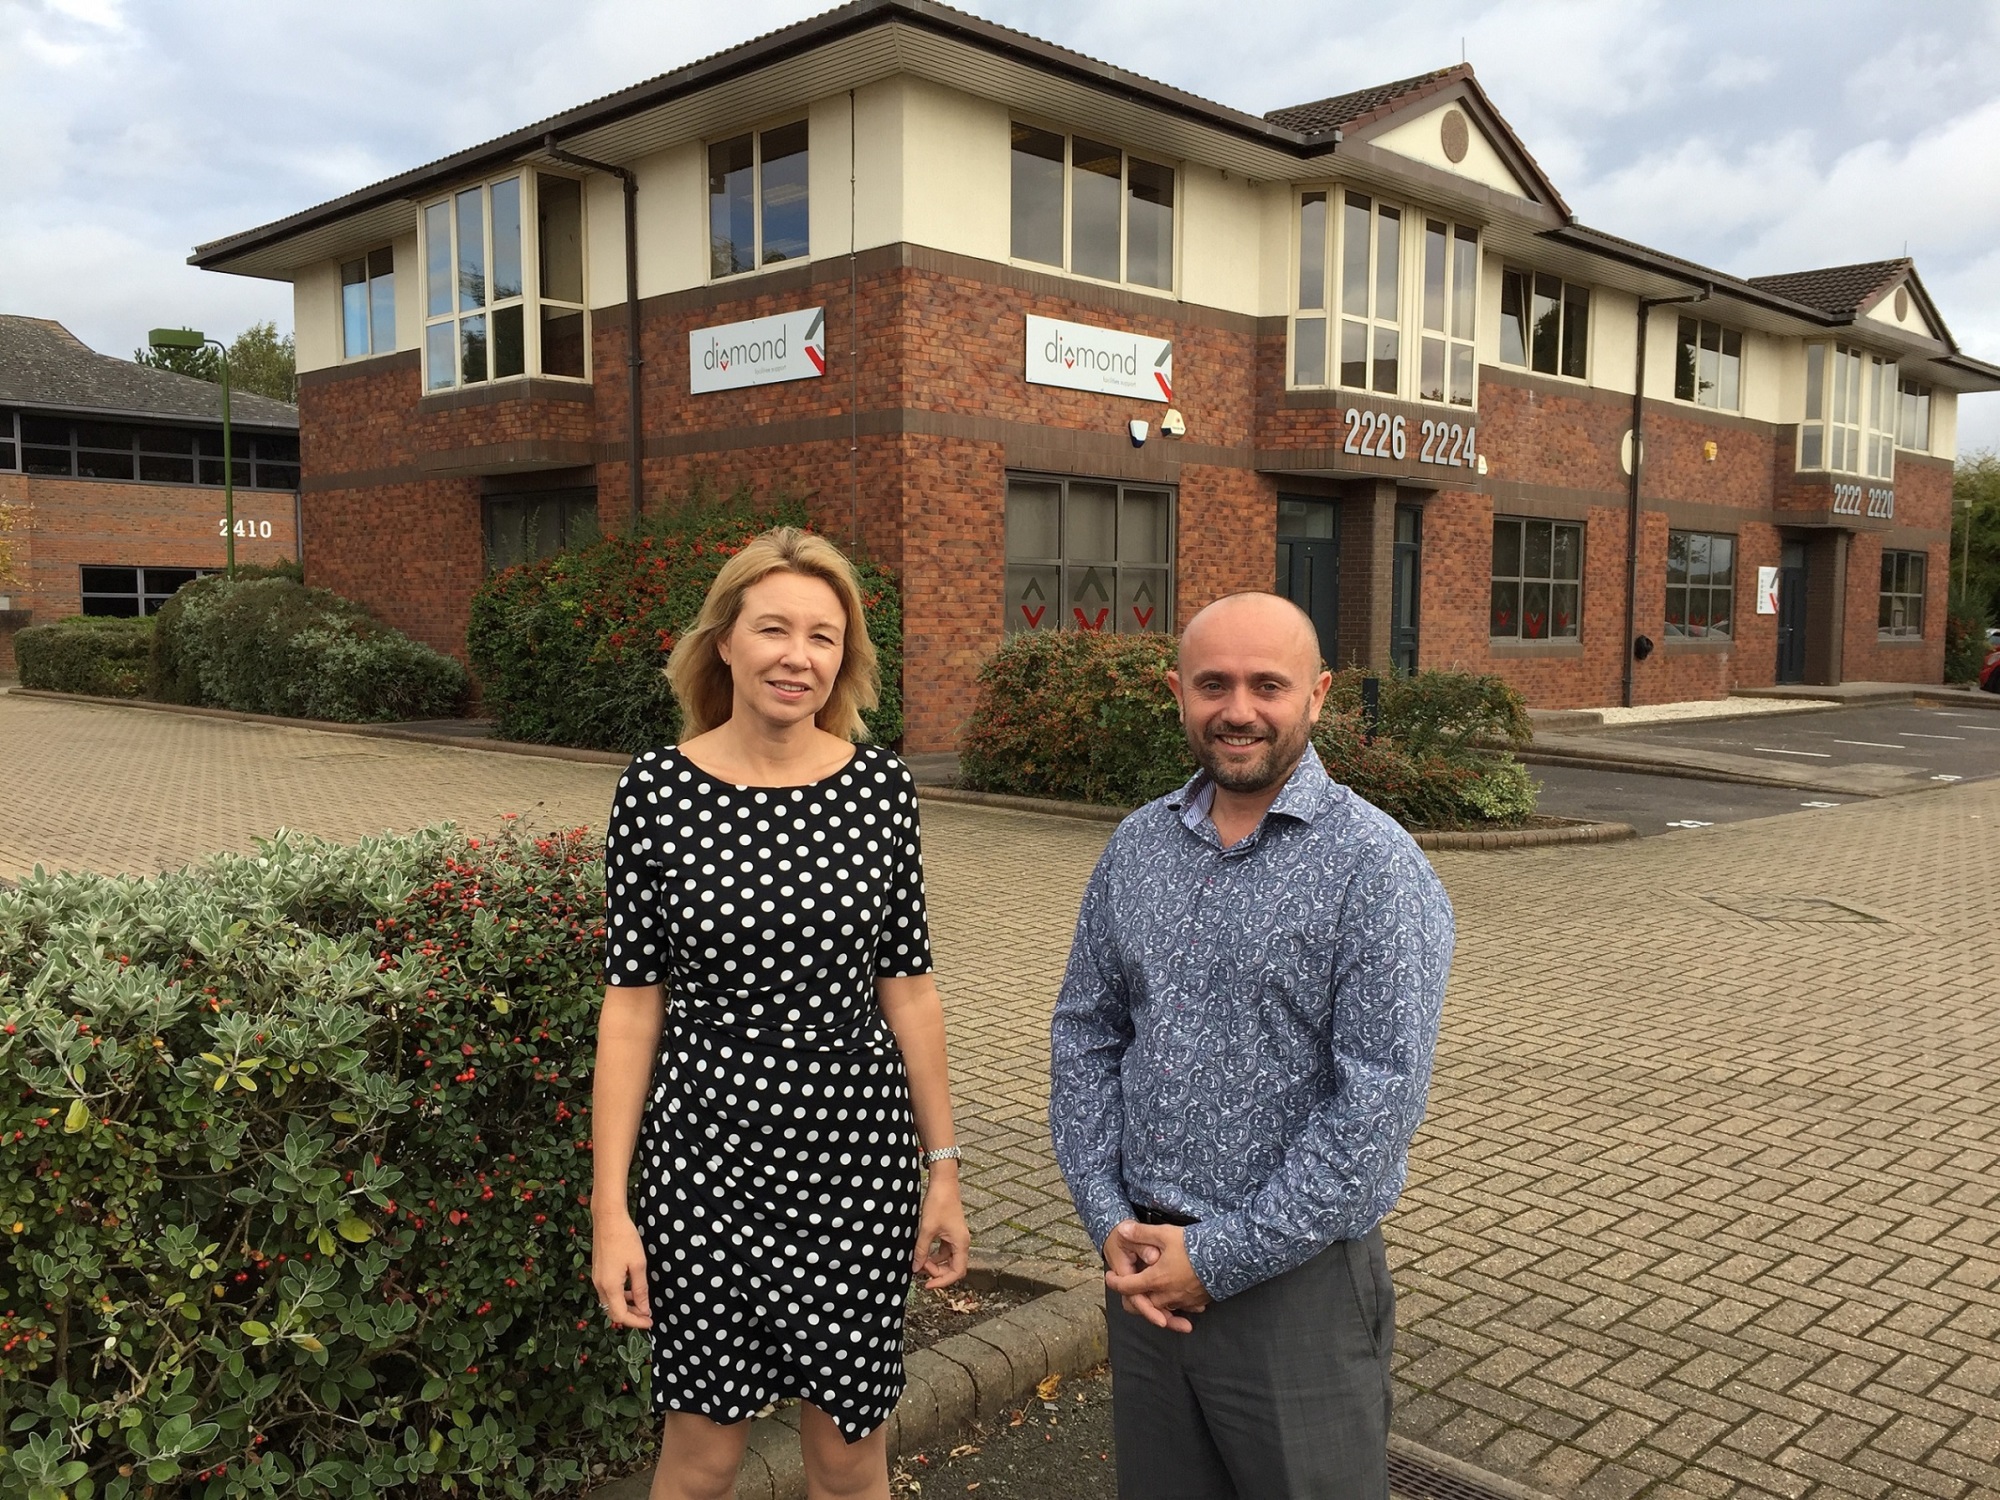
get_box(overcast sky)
[5,0,1998,451]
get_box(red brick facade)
[297,244,1951,749]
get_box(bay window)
[422,172,587,392]
[1419,219,1478,406]
[1340,193,1402,394]
[1799,343,1894,478]
[1009,124,1175,290]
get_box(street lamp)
[148,327,235,579]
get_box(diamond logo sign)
[1025,315,1172,403]
[690,307,826,393]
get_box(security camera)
[1128,419,1149,447]
[1159,408,1186,438]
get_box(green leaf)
[330,1109,359,1124]
[63,1098,90,1133]
[240,1321,270,1339]
[336,1215,374,1244]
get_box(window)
[1490,516,1581,640]
[1004,475,1173,635]
[708,122,808,278]
[1896,376,1932,452]
[0,409,14,471]
[1339,193,1402,394]
[340,247,396,359]
[423,172,587,392]
[1800,343,1894,478]
[79,565,217,618]
[1009,124,1175,290]
[1499,268,1589,380]
[1674,318,1741,410]
[483,489,602,572]
[1419,219,1478,406]
[1879,550,1926,638]
[10,417,297,489]
[1864,356,1895,479]
[1665,531,1736,639]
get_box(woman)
[592,527,969,1500]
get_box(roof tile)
[1744,260,1908,318]
[0,316,298,428]
[1264,67,1461,136]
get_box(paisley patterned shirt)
[1049,746,1454,1302]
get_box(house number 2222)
[1343,408,1477,468]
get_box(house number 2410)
[219,518,275,538]
[1343,408,1477,468]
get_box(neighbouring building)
[0,316,301,673]
[188,0,1998,750]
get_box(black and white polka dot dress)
[602,742,933,1441]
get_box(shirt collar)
[1169,744,1338,836]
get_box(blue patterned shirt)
[1049,747,1454,1302]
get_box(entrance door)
[1391,504,1422,674]
[1775,540,1808,684]
[1277,497,1339,667]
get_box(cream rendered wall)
[1476,255,1505,367]
[899,79,1008,262]
[629,143,707,299]
[1772,336,1806,427]
[1369,104,1531,200]
[1861,283,1939,340]
[1593,287,1638,396]
[1642,303,1681,404]
[293,262,341,374]
[1737,331,1784,424]
[1930,390,1957,460]
[1178,165,1264,317]
[850,80,905,252]
[1258,181,1298,323]
[391,231,420,351]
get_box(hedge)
[0,825,650,1500]
[14,618,154,698]
[150,572,468,723]
[957,632,1537,828]
[467,485,902,752]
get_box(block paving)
[4,691,1998,1500]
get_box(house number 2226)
[1343,407,1477,468]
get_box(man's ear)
[1166,669,1184,720]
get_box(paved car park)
[1599,702,2000,786]
[1528,764,1857,837]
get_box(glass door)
[1277,497,1339,668]
[1391,503,1422,674]
[1776,539,1807,684]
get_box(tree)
[1952,450,2000,626]
[134,320,296,404]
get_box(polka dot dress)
[602,742,933,1441]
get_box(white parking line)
[1800,800,1840,808]
[1952,723,2000,731]
[1753,747,1832,757]
[1905,733,1964,740]
[1833,739,1905,749]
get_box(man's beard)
[1187,706,1314,794]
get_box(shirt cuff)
[1182,1214,1255,1303]
[1074,1178,1136,1253]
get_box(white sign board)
[690,307,825,393]
[1756,565,1780,615]
[1025,314,1173,403]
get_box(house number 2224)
[1343,408,1477,468]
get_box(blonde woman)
[592,527,969,1500]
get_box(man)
[1050,592,1454,1500]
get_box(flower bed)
[958,633,1536,828]
[0,825,649,1499]
[467,487,902,753]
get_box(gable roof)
[1264,68,1461,136]
[1746,260,1909,319]
[0,316,298,428]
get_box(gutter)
[1624,284,1710,709]
[542,135,645,530]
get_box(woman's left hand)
[914,1171,970,1288]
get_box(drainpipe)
[1623,284,1710,707]
[544,134,644,530]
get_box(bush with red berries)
[0,824,649,1498]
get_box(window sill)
[1489,637,1583,658]
[1663,635,1734,653]
[1874,634,1927,645]
[1006,259,1178,298]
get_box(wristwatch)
[921,1146,962,1169]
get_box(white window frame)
[1896,376,1932,453]
[1497,267,1591,383]
[339,246,396,361]
[1334,189,1408,399]
[1672,316,1743,412]
[1007,119,1180,295]
[1799,342,1893,479]
[418,171,590,394]
[705,119,811,282]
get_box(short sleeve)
[875,757,933,979]
[602,753,667,987]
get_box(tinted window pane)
[342,258,370,357]
[1010,124,1065,266]
[1005,480,1061,559]
[1005,564,1057,633]
[1551,524,1580,581]
[1066,565,1116,631]
[73,422,134,450]
[1371,325,1398,395]
[1718,328,1741,411]
[22,416,68,446]
[708,134,755,277]
[1065,481,1117,560]
[25,447,72,475]
[1125,157,1173,288]
[1451,226,1478,341]
[760,121,810,264]
[425,200,453,318]
[76,449,134,480]
[82,595,141,618]
[541,307,586,380]
[492,304,525,379]
[254,434,300,463]
[490,177,523,300]
[1423,220,1447,331]
[1071,138,1121,281]
[370,267,396,354]
[139,454,195,484]
[1710,536,1734,587]
[1499,269,1527,366]
[456,187,485,312]
[1524,520,1553,578]
[538,175,584,304]
[1561,282,1589,379]
[1120,489,1170,563]
[1278,499,1335,539]
[1675,317,1697,402]
[255,464,300,492]
[1297,192,1326,310]
[1117,567,1167,633]
[1803,343,1824,420]
[1551,583,1579,637]
[1373,207,1400,320]
[1522,581,1550,638]
[139,427,196,455]
[0,437,13,471]
[1341,196,1370,316]
[1339,320,1367,389]
[460,314,487,385]
[1666,531,1689,585]
[1490,580,1519,637]
[81,567,138,594]
[1450,344,1475,407]
[1420,336,1445,403]
[1293,317,1326,386]
[1492,518,1521,578]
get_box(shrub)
[1944,589,1991,684]
[149,572,467,722]
[467,483,903,752]
[0,824,651,1500]
[149,563,301,707]
[14,617,154,698]
[958,632,1537,827]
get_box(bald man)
[1050,593,1454,1500]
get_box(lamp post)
[148,327,234,579]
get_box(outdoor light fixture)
[149,327,236,578]
[1128,418,1149,447]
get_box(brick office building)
[191,0,1997,750]
[0,316,300,674]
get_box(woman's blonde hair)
[665,527,880,741]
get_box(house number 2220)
[1343,408,1477,468]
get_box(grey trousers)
[1105,1229,1395,1500]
